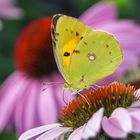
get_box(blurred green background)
[0,0,140,139]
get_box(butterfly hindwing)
[52,14,92,83]
[69,30,123,90]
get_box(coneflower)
[19,83,140,140]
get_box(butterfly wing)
[51,14,92,83]
[69,30,123,91]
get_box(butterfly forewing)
[52,14,92,83]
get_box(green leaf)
[0,132,17,140]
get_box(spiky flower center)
[59,83,139,129]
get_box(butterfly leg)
[77,92,91,107]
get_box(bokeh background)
[0,0,140,139]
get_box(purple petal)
[130,101,140,108]
[131,118,140,133]
[82,108,104,139]
[0,6,24,18]
[127,108,140,112]
[51,73,68,110]
[18,123,61,140]
[0,72,28,130]
[94,20,140,32]
[38,73,71,126]
[15,78,42,134]
[36,126,72,140]
[37,77,58,125]
[130,100,140,108]
[90,20,140,78]
[102,117,127,138]
[0,0,14,5]
[129,111,140,121]
[68,126,86,140]
[111,108,132,132]
[94,20,140,54]
[79,2,117,26]
[127,110,140,133]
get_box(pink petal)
[0,72,28,130]
[18,123,61,140]
[130,100,140,108]
[38,73,71,126]
[51,73,68,110]
[89,19,140,78]
[0,6,24,18]
[111,107,132,133]
[82,108,104,139]
[36,126,72,140]
[102,117,127,138]
[68,125,86,140]
[15,78,42,134]
[129,110,140,133]
[38,77,58,125]
[0,0,14,5]
[79,2,117,26]
[131,118,140,133]
[94,20,139,32]
[127,108,140,112]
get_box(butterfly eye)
[64,52,70,56]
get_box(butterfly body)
[51,14,123,93]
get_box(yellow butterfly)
[51,14,123,93]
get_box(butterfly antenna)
[41,84,57,92]
[77,92,90,107]
[63,89,68,105]
[43,82,64,85]
[41,82,64,92]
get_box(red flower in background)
[15,17,56,78]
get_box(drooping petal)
[36,126,72,140]
[129,110,140,133]
[15,78,42,134]
[102,117,127,138]
[102,108,132,138]
[37,76,59,125]
[82,108,104,139]
[68,125,86,140]
[79,2,117,26]
[51,73,74,110]
[18,123,61,140]
[0,72,28,130]
[130,100,140,108]
[38,73,72,126]
[111,107,132,133]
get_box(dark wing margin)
[51,14,64,45]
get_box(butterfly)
[51,14,123,93]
